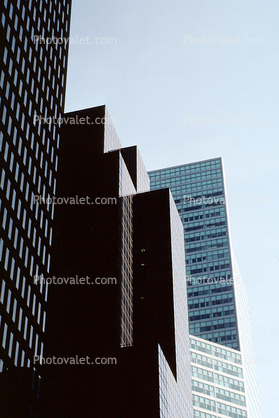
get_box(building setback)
[0,0,72,415]
[149,160,261,417]
[35,106,193,417]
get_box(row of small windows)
[214,373,245,392]
[189,309,211,322]
[193,394,247,418]
[149,160,222,180]
[193,396,247,418]
[175,188,224,203]
[177,195,224,215]
[151,175,223,190]
[184,217,226,232]
[212,305,235,318]
[192,382,246,408]
[189,305,235,322]
[191,354,213,370]
[186,238,228,254]
[190,338,212,354]
[214,359,243,378]
[188,260,231,275]
[186,227,227,243]
[192,394,216,412]
[187,270,232,284]
[191,365,214,383]
[188,282,233,298]
[193,409,216,418]
[205,218,226,230]
[184,207,226,222]
[191,350,243,376]
[168,180,223,196]
[151,169,222,186]
[178,202,224,215]
[216,402,247,418]
[213,346,241,364]
[189,318,236,334]
[201,330,238,348]
[187,248,229,265]
[187,251,207,264]
[189,293,234,309]
[190,338,241,364]
[192,380,215,397]
[216,387,246,407]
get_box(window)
[6,289,11,313]
[2,323,8,349]
[14,342,19,366]
[18,308,23,331]
[0,280,6,304]
[8,218,13,239]
[8,332,14,357]
[2,208,7,229]
[13,228,18,249]
[23,317,28,340]
[0,169,5,189]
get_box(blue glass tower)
[149,158,261,418]
[149,158,238,349]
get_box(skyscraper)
[36,105,193,417]
[149,159,237,348]
[190,335,248,418]
[149,159,261,418]
[0,0,72,414]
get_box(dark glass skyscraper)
[0,0,72,414]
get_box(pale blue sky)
[65,1,279,415]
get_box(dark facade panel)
[37,109,189,416]
[133,189,177,378]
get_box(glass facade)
[116,128,150,348]
[149,158,239,349]
[0,0,71,372]
[118,153,136,348]
[190,335,247,418]
[149,158,261,417]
